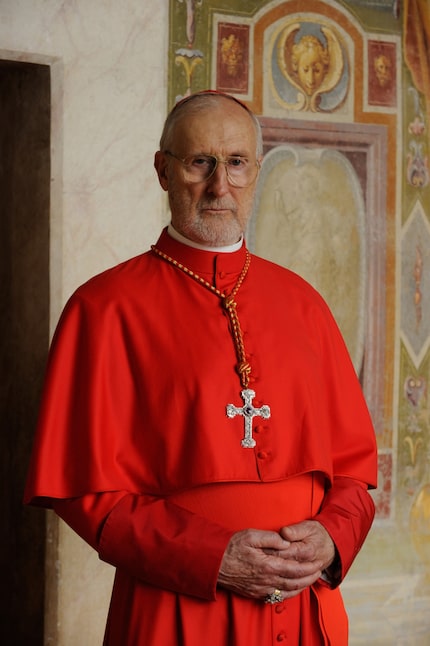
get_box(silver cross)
[226,388,271,448]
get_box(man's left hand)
[274,520,336,587]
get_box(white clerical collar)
[167,223,243,253]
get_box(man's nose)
[207,162,230,194]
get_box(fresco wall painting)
[169,1,430,641]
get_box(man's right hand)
[217,527,325,601]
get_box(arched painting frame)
[248,144,367,374]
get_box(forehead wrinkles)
[173,106,256,156]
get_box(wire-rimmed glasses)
[164,151,260,188]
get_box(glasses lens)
[179,154,259,187]
[182,155,217,182]
[225,157,257,187]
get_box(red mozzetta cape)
[24,228,377,645]
[25,228,376,502]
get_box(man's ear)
[154,151,169,191]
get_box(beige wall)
[0,1,168,643]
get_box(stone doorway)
[0,60,50,645]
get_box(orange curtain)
[404,0,430,131]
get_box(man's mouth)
[200,202,235,214]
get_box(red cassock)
[25,228,378,645]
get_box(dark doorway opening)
[0,60,50,645]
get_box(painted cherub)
[277,23,345,112]
[290,35,330,96]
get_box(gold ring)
[264,589,283,604]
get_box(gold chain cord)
[151,245,252,388]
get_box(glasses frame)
[164,150,260,188]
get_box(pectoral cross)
[226,389,271,448]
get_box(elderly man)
[25,91,377,645]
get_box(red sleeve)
[314,476,375,586]
[53,492,235,601]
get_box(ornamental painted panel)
[401,201,430,365]
[216,22,249,94]
[270,19,350,113]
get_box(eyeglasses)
[164,151,260,188]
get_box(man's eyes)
[188,155,248,166]
[190,156,214,167]
[227,157,248,167]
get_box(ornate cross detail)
[226,389,271,448]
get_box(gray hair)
[159,91,263,158]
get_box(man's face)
[154,99,260,246]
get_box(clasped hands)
[217,520,336,602]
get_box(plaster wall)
[0,1,168,644]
